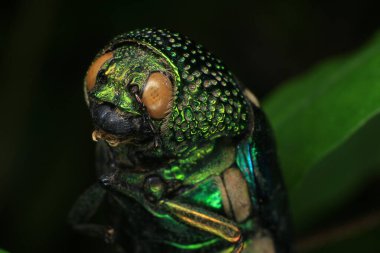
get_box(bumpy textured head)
[85,28,251,155]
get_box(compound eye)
[142,72,173,120]
[85,52,113,91]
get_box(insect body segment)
[70,28,291,253]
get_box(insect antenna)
[130,85,162,148]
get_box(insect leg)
[68,183,116,243]
[160,199,244,253]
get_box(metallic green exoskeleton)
[69,28,291,253]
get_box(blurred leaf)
[263,32,380,230]
[299,224,380,253]
[0,249,10,253]
[290,116,380,230]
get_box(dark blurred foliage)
[0,0,379,252]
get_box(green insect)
[69,28,291,253]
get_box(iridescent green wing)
[236,136,258,210]
[236,105,291,252]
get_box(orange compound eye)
[141,72,173,120]
[85,52,113,91]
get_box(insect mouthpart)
[91,129,136,147]
[89,102,153,146]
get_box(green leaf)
[263,32,380,230]
[0,249,10,253]
[298,224,380,253]
[291,116,380,230]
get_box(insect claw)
[104,226,116,244]
[99,175,113,187]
